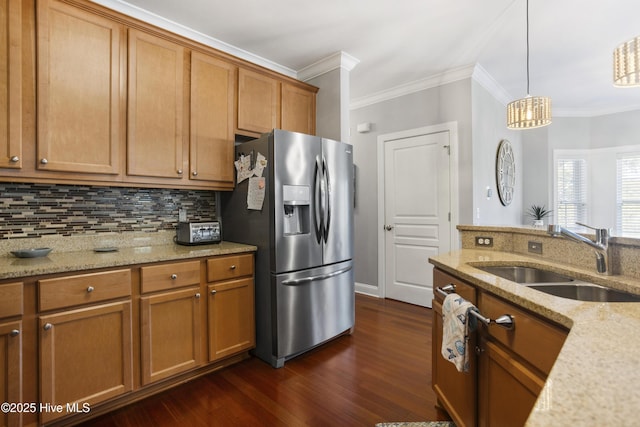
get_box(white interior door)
[383,129,452,307]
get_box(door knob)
[384,225,394,231]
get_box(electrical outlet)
[475,236,494,247]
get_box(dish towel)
[441,293,479,373]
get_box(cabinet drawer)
[479,292,568,375]
[207,254,254,282]
[141,260,201,293]
[434,268,476,304]
[0,282,23,318]
[39,270,131,311]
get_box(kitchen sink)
[475,265,574,283]
[528,283,640,303]
[474,264,640,302]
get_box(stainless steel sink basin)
[476,265,574,283]
[528,283,640,302]
[475,265,640,302]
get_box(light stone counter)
[430,249,640,427]
[0,231,256,280]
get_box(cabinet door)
[281,83,316,135]
[478,338,545,427]
[237,68,279,134]
[0,0,22,169]
[190,52,235,186]
[207,278,255,362]
[36,0,124,174]
[0,321,22,427]
[127,29,185,179]
[140,287,202,385]
[39,301,133,424]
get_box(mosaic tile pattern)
[0,183,217,239]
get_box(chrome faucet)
[547,223,611,275]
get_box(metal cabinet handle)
[177,169,183,175]
[384,225,394,231]
[229,265,236,270]
[195,293,201,299]
[40,158,48,165]
[10,329,20,337]
[10,156,19,163]
[192,171,198,176]
[210,289,217,295]
[87,286,94,293]
[469,311,515,330]
[43,323,52,331]
[171,274,178,280]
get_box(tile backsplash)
[0,183,217,239]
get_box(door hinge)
[448,212,451,222]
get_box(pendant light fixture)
[613,36,640,87]
[507,0,552,129]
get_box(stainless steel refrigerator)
[222,129,354,368]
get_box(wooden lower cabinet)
[140,287,202,385]
[208,278,255,362]
[432,269,477,427]
[432,268,568,427]
[478,338,545,427]
[39,301,133,424]
[0,320,22,427]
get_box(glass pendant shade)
[507,95,552,129]
[614,36,640,87]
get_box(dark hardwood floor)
[82,294,445,427]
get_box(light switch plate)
[528,241,543,254]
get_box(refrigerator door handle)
[322,157,331,242]
[281,265,353,286]
[313,156,323,243]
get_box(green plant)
[527,205,552,220]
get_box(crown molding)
[297,51,360,82]
[350,64,476,110]
[90,0,297,78]
[471,64,512,106]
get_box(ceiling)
[96,0,640,116]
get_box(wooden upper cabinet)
[36,0,124,174]
[281,83,316,135]
[127,29,185,179]
[1,0,22,169]
[190,52,235,187]
[237,68,279,135]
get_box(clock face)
[496,140,515,206]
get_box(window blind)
[616,153,640,237]
[556,158,587,229]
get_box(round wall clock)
[496,139,515,206]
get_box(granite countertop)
[429,249,640,427]
[0,234,257,280]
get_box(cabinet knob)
[177,169,183,175]
[43,323,53,331]
[192,171,198,176]
[40,158,48,165]
[210,289,217,295]
[475,346,485,355]
[10,156,19,163]
[195,293,201,299]
[230,265,236,270]
[171,274,178,280]
[10,329,20,337]
[87,286,94,293]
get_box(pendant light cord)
[526,0,530,95]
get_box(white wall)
[471,80,524,226]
